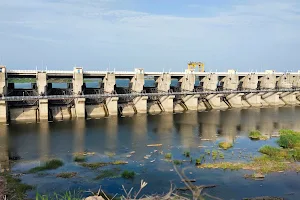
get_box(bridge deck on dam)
[1,65,300,122]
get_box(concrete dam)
[0,65,299,123]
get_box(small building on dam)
[0,65,299,123]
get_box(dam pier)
[0,66,300,122]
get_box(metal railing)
[1,88,299,102]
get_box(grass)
[28,159,64,173]
[111,160,128,165]
[121,170,135,179]
[248,130,267,140]
[73,155,86,162]
[218,142,233,150]
[94,168,121,180]
[104,151,116,157]
[277,129,300,149]
[195,155,205,166]
[36,191,83,200]
[212,150,218,160]
[80,162,110,169]
[165,153,172,159]
[0,172,34,200]
[205,149,211,155]
[80,161,128,169]
[56,172,77,179]
[183,151,190,157]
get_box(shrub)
[121,170,135,179]
[218,142,233,150]
[277,129,300,149]
[28,159,63,173]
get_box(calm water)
[1,107,300,199]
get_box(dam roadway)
[1,66,300,122]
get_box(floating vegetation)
[111,160,128,165]
[28,159,64,173]
[80,162,110,169]
[218,142,233,150]
[244,173,265,180]
[121,170,135,179]
[94,168,121,180]
[165,153,172,159]
[80,161,128,169]
[56,172,77,179]
[73,152,95,156]
[212,150,218,160]
[248,130,267,140]
[147,144,162,147]
[104,151,116,157]
[183,151,190,157]
[205,149,211,155]
[195,155,205,166]
[173,160,183,165]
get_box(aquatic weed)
[121,170,135,179]
[28,159,64,173]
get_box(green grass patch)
[121,170,135,179]
[73,155,86,162]
[94,168,121,180]
[248,130,267,140]
[218,142,233,150]
[205,149,211,155]
[1,172,34,200]
[277,129,300,149]
[36,191,83,200]
[165,153,172,159]
[28,159,64,173]
[80,162,110,169]
[56,172,77,179]
[104,151,116,157]
[111,160,128,165]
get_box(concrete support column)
[242,73,258,90]
[226,93,244,108]
[277,74,293,89]
[103,72,116,93]
[130,68,148,113]
[261,92,285,106]
[156,73,171,92]
[37,72,48,121]
[73,67,85,118]
[259,71,276,89]
[37,72,47,95]
[242,93,263,107]
[206,94,228,110]
[202,73,218,91]
[177,70,198,111]
[75,98,85,118]
[106,97,119,116]
[0,66,7,97]
[0,66,7,123]
[159,95,175,112]
[0,100,7,123]
[39,99,48,121]
[280,92,299,105]
[222,70,239,90]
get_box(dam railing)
[1,88,299,102]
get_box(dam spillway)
[0,65,300,122]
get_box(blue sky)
[0,0,299,72]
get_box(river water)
[1,107,300,199]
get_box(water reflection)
[2,107,300,167]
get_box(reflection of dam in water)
[2,107,300,171]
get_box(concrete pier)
[1,67,300,122]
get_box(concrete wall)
[156,73,171,92]
[10,107,37,121]
[0,100,7,123]
[0,66,7,96]
[37,72,47,95]
[202,73,218,91]
[86,104,106,118]
[50,106,72,120]
[179,70,195,91]
[103,73,116,93]
[242,74,258,90]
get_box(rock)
[85,196,105,200]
